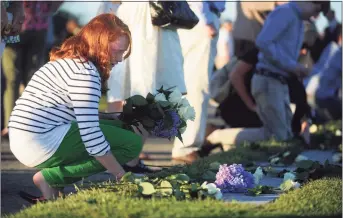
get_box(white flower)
[154,93,167,102]
[335,130,342,136]
[214,188,223,200]
[179,126,187,134]
[309,124,318,133]
[291,181,301,189]
[283,172,296,182]
[332,153,342,163]
[179,98,190,107]
[201,182,219,195]
[295,155,309,163]
[168,89,183,105]
[178,106,196,121]
[206,183,218,195]
[253,167,264,185]
[270,157,280,165]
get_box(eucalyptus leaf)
[163,113,174,129]
[123,99,133,116]
[209,162,221,171]
[139,182,156,195]
[160,180,173,196]
[176,130,183,143]
[146,93,155,103]
[296,160,314,169]
[131,95,148,106]
[202,170,217,181]
[159,101,171,108]
[140,116,155,128]
[176,174,190,184]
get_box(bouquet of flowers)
[118,86,195,142]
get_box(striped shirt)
[9,58,110,166]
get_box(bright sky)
[221,1,342,33]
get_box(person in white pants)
[172,1,225,164]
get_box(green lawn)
[7,178,341,218]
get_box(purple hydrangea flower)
[215,164,254,193]
[151,110,181,138]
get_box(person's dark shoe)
[198,142,223,157]
[122,160,159,174]
[172,151,200,164]
[19,191,48,204]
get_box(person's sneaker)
[122,160,159,174]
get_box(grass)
[7,178,341,218]
[7,101,342,218]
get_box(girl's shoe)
[18,191,48,204]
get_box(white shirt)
[9,59,110,167]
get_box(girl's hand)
[131,123,149,143]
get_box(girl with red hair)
[8,14,143,202]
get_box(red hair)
[50,13,131,87]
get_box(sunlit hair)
[50,13,132,88]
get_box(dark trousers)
[288,77,312,136]
[234,39,256,58]
[1,64,5,131]
[6,30,47,86]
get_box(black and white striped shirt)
[9,58,110,157]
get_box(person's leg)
[173,15,219,162]
[23,30,47,85]
[315,97,342,121]
[289,77,311,135]
[34,120,143,198]
[251,75,293,141]
[207,127,267,149]
[1,62,6,132]
[2,44,22,135]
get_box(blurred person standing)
[1,1,25,135]
[1,1,59,137]
[106,2,187,168]
[251,1,329,141]
[172,1,225,163]
[215,19,234,70]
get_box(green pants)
[36,120,143,187]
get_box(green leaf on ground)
[296,160,314,169]
[139,182,156,195]
[120,172,135,183]
[176,174,190,184]
[160,180,173,196]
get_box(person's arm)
[6,1,25,35]
[68,68,125,179]
[187,1,225,37]
[255,7,299,74]
[98,111,120,120]
[230,61,256,112]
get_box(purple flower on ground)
[215,164,254,193]
[151,110,181,138]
